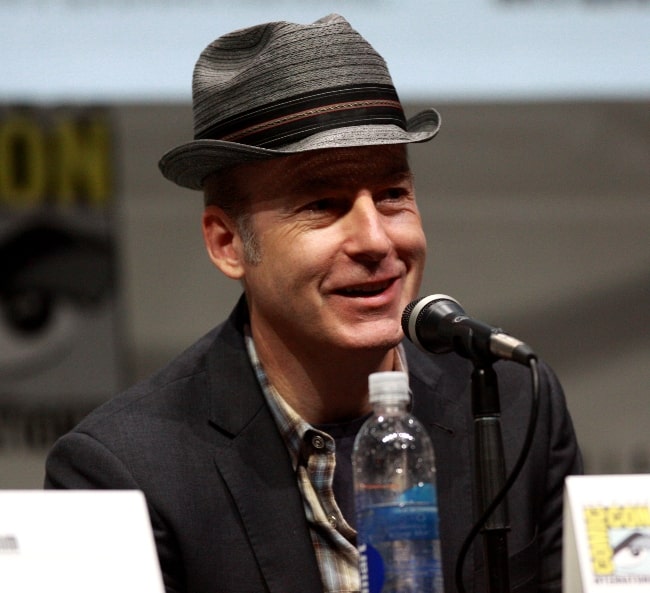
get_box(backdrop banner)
[0,105,125,456]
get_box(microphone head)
[401,294,465,352]
[402,294,536,364]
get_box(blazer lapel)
[204,304,323,593]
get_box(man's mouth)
[337,279,394,297]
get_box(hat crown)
[158,14,441,190]
[191,14,398,142]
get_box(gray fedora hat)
[159,14,441,190]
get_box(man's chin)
[338,328,404,353]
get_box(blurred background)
[0,0,648,487]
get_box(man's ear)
[202,206,245,279]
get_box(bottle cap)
[368,371,410,404]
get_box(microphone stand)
[471,360,511,593]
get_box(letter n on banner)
[0,105,125,470]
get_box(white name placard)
[0,490,164,593]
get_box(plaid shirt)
[245,327,407,593]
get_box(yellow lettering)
[605,505,650,529]
[607,506,626,528]
[53,117,112,206]
[0,115,47,206]
[0,110,112,209]
[585,506,614,576]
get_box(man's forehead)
[212,144,413,211]
[266,144,411,187]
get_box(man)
[44,14,582,593]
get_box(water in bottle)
[353,371,442,593]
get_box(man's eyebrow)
[385,169,414,184]
[287,167,413,195]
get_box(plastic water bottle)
[353,371,443,593]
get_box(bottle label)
[359,502,439,541]
[357,503,441,593]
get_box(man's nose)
[343,193,391,261]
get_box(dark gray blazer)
[45,297,582,593]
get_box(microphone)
[401,294,536,365]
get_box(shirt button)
[312,435,326,450]
[328,514,338,529]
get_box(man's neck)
[252,331,397,425]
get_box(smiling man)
[44,14,582,593]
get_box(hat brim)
[159,108,441,191]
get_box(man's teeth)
[342,283,388,294]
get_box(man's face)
[231,144,427,355]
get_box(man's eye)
[381,188,408,201]
[305,198,338,212]
[374,188,410,207]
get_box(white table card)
[0,490,164,593]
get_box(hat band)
[196,83,407,148]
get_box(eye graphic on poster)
[612,531,650,576]
[0,220,114,378]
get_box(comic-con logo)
[584,505,650,584]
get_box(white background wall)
[3,0,649,102]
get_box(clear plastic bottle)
[353,371,443,593]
